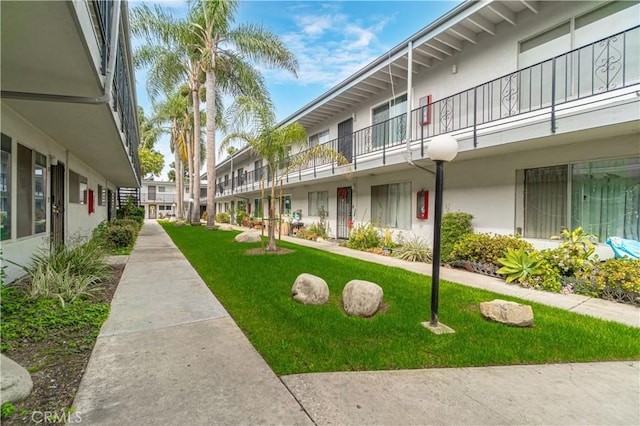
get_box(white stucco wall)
[1,104,117,283]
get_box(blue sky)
[134,1,459,179]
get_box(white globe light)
[427,135,458,162]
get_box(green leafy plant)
[1,402,15,419]
[551,227,597,258]
[382,228,396,248]
[441,211,473,261]
[27,240,111,305]
[576,258,640,295]
[215,212,230,223]
[497,248,543,283]
[116,197,144,224]
[346,221,381,250]
[102,225,137,250]
[393,235,432,262]
[450,233,533,267]
[236,211,248,226]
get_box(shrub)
[103,224,137,249]
[236,211,248,226]
[31,239,111,282]
[441,212,473,261]
[346,222,381,250]
[202,210,208,221]
[295,226,319,241]
[116,197,144,224]
[306,221,327,239]
[393,236,432,262]
[215,212,230,223]
[575,258,640,295]
[27,240,110,304]
[111,218,141,230]
[450,233,533,267]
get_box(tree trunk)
[186,128,194,222]
[266,169,277,251]
[176,153,184,220]
[205,68,217,230]
[191,87,201,225]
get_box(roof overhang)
[280,0,537,130]
[1,1,139,187]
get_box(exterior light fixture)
[424,134,458,333]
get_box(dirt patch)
[244,247,295,256]
[1,264,124,425]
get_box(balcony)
[218,26,639,197]
[1,0,140,187]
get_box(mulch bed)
[2,265,123,425]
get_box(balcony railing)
[218,26,639,196]
[93,0,141,184]
[140,193,178,203]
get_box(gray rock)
[480,299,534,327]
[292,273,329,305]
[234,231,261,243]
[218,224,234,231]
[1,354,33,404]
[342,280,383,317]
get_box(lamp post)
[426,135,458,329]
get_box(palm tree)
[132,4,204,225]
[152,90,191,220]
[221,99,349,251]
[187,0,299,230]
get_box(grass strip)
[161,223,640,376]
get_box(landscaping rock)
[234,231,261,243]
[218,224,234,231]
[291,273,329,305]
[342,280,383,317]
[0,354,33,404]
[480,299,534,327]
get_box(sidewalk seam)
[97,315,229,339]
[279,377,318,426]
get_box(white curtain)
[524,165,568,239]
[372,182,411,229]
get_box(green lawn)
[161,223,640,376]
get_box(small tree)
[221,99,348,251]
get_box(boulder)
[234,231,261,243]
[218,224,234,231]
[291,273,329,305]
[480,299,534,327]
[0,354,33,404]
[342,280,383,317]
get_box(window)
[372,94,407,148]
[16,143,47,238]
[34,153,46,234]
[571,158,639,242]
[69,170,88,204]
[282,194,292,215]
[237,167,244,186]
[308,191,328,216]
[521,159,640,242]
[1,134,11,241]
[253,197,263,218]
[158,186,166,192]
[523,165,568,239]
[371,182,411,229]
[98,185,104,206]
[254,160,263,181]
[148,185,156,201]
[309,129,329,148]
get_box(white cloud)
[263,5,393,89]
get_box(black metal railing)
[410,25,640,148]
[219,26,639,196]
[140,193,178,203]
[93,0,113,75]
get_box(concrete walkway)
[73,221,640,425]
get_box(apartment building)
[1,1,141,281]
[215,1,639,246]
[140,179,207,219]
